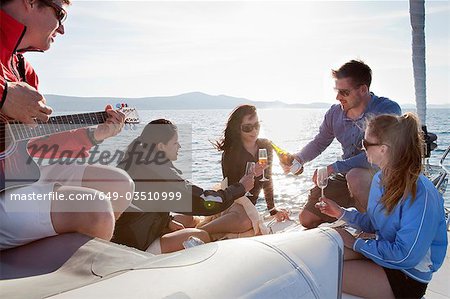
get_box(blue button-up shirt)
[295,93,401,173]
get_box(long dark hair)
[367,113,423,213]
[119,119,177,167]
[214,105,257,151]
[138,119,177,145]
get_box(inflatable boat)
[1,227,344,298]
[1,220,449,298]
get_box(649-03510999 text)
[8,191,183,201]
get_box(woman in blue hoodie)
[317,112,447,298]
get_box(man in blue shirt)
[282,60,401,228]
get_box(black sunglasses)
[334,84,364,97]
[334,88,353,97]
[241,122,261,133]
[39,0,67,26]
[360,138,383,151]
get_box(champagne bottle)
[270,142,303,175]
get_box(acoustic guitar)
[0,107,140,192]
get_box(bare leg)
[50,186,115,240]
[82,165,134,219]
[346,168,373,212]
[343,260,395,298]
[160,228,210,253]
[299,179,351,228]
[342,246,365,261]
[199,204,252,235]
[299,209,324,229]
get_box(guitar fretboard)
[8,111,108,141]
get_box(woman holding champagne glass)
[201,105,289,236]
[316,113,447,298]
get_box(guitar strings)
[1,109,135,144]
[0,111,108,144]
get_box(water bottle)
[182,236,205,249]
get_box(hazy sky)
[26,0,449,105]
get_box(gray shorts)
[0,164,87,250]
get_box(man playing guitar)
[0,0,134,250]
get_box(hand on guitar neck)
[0,82,52,125]
[92,104,126,143]
[0,82,125,143]
[0,104,139,192]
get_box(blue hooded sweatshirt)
[341,172,448,283]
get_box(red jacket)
[1,9,94,158]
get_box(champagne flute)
[316,167,329,207]
[258,149,269,182]
[244,162,256,196]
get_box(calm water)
[97,108,450,211]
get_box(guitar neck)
[9,111,108,142]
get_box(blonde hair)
[367,113,423,213]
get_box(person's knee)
[237,213,252,231]
[108,168,135,213]
[195,230,211,243]
[226,206,252,232]
[115,168,135,192]
[84,165,135,192]
[172,215,193,228]
[73,196,115,240]
[346,169,371,210]
[106,168,135,199]
[51,187,116,239]
[80,211,115,240]
[299,209,321,229]
[346,168,370,191]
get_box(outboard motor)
[422,126,448,199]
[422,125,437,158]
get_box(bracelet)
[87,128,104,145]
[268,207,278,216]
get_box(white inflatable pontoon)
[1,228,343,299]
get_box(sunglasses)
[360,138,384,151]
[334,84,363,97]
[241,122,261,133]
[39,0,67,26]
[334,88,353,97]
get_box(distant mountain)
[44,92,331,111]
[400,103,450,110]
[44,92,449,112]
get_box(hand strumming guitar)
[1,82,52,125]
